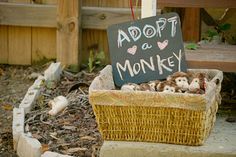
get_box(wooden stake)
[141,0,157,18]
[57,0,82,71]
[182,8,200,42]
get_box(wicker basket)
[89,65,223,146]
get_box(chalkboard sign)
[107,12,187,87]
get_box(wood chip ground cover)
[25,70,101,157]
[0,64,44,156]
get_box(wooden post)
[182,8,201,42]
[57,0,81,71]
[141,0,157,18]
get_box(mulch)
[25,69,102,157]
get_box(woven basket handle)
[210,71,223,105]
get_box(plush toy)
[167,72,189,92]
[139,83,153,91]
[148,80,161,91]
[188,72,209,94]
[48,96,68,116]
[120,83,140,91]
[158,80,180,93]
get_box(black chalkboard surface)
[107,12,187,87]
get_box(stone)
[19,88,41,114]
[12,108,25,150]
[17,134,42,157]
[100,116,236,157]
[30,75,45,90]
[41,151,72,157]
[44,62,62,88]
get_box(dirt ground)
[0,64,45,157]
[0,64,235,157]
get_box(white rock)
[17,134,42,157]
[44,62,62,88]
[19,88,41,114]
[30,75,45,90]
[12,108,25,150]
[48,96,69,116]
[41,151,72,157]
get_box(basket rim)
[89,65,223,111]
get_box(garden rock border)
[12,62,72,157]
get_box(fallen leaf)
[1,104,13,111]
[41,144,49,153]
[81,136,96,141]
[67,147,88,154]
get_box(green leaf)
[95,60,101,65]
[96,50,105,61]
[218,23,231,31]
[207,29,218,38]
[185,43,198,50]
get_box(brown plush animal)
[167,72,189,92]
[120,83,140,91]
[158,80,180,93]
[139,83,152,91]
[188,72,208,94]
[148,80,161,91]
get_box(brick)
[44,62,62,81]
[17,134,42,157]
[12,108,25,150]
[19,88,40,113]
[30,75,45,90]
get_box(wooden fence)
[0,0,236,71]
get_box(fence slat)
[8,26,31,65]
[32,27,56,63]
[0,25,8,64]
[8,0,31,65]
[82,7,135,29]
[32,0,57,63]
[81,1,132,65]
[0,2,57,27]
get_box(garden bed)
[25,69,102,157]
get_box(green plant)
[216,23,231,42]
[206,29,218,40]
[205,23,231,42]
[88,50,105,73]
[185,43,199,50]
